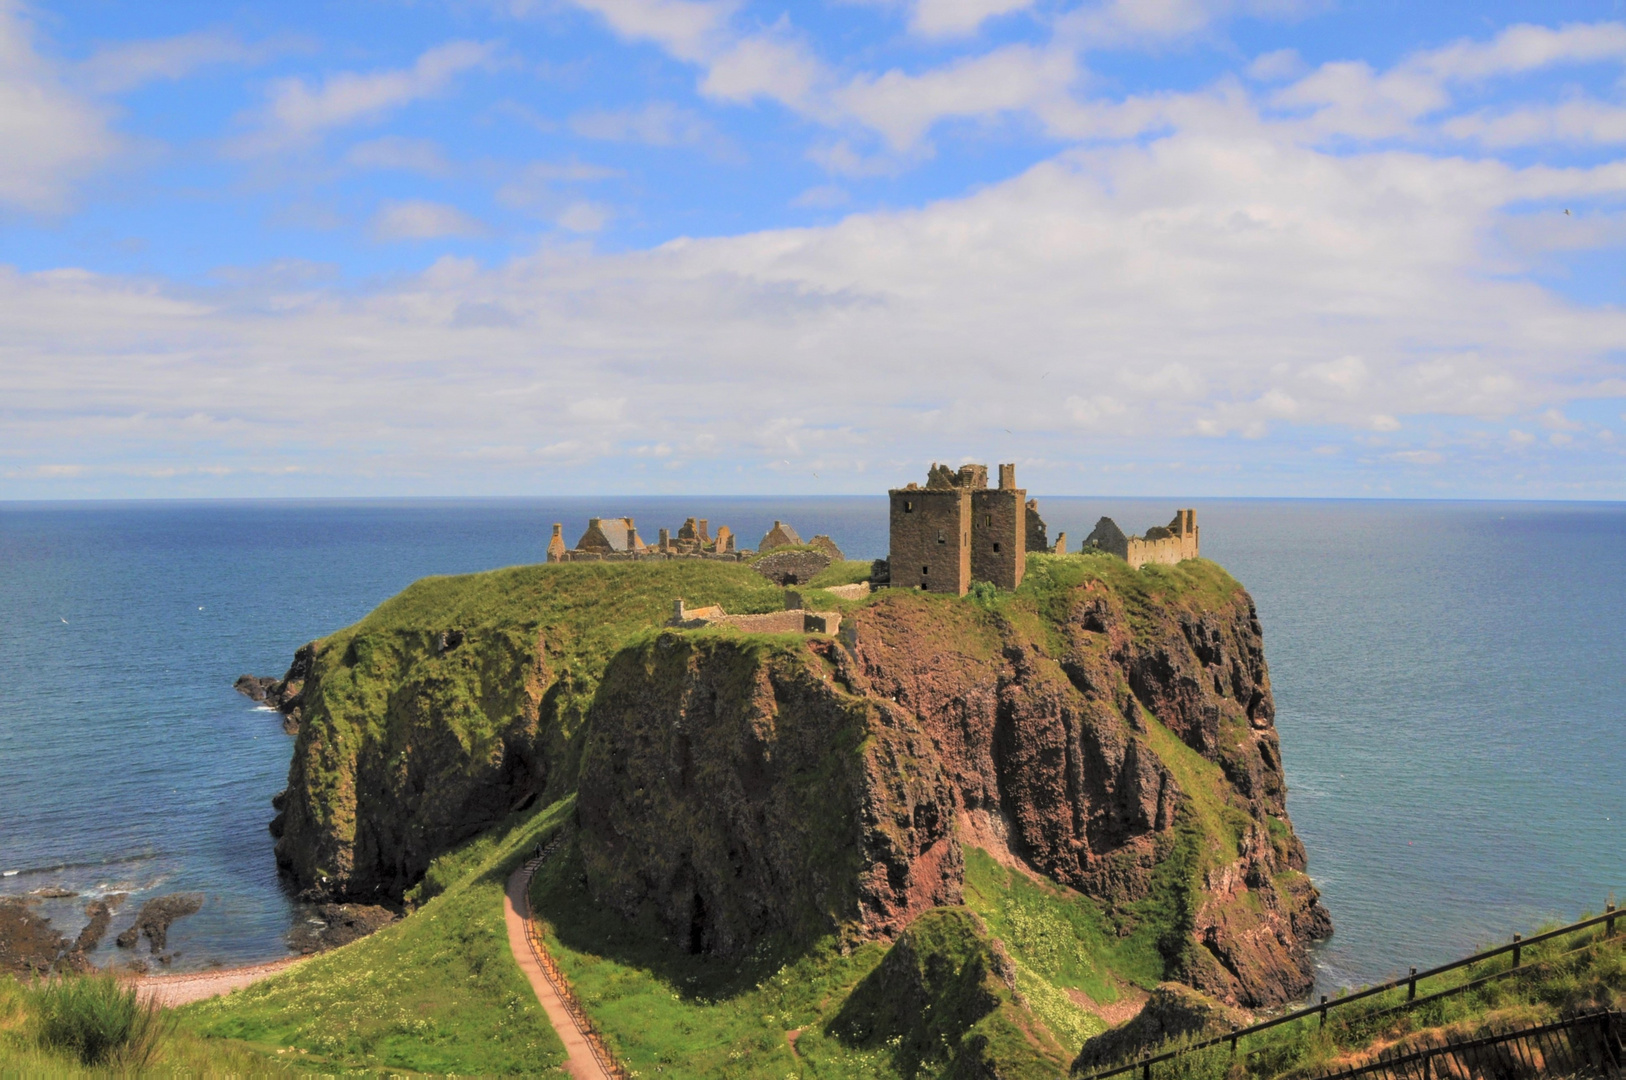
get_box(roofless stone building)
[888,462,1029,595]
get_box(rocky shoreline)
[233,643,313,735]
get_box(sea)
[1,498,1621,996]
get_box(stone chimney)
[998,463,1017,490]
[547,523,566,563]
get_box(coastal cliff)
[270,553,1328,1010]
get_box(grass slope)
[183,798,575,1074]
[529,836,902,1078]
[1079,919,1626,1080]
[0,975,291,1075]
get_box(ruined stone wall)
[969,488,1024,590]
[889,487,970,595]
[1125,531,1199,569]
[557,550,748,563]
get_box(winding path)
[504,860,619,1080]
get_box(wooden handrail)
[518,842,632,1080]
[1077,900,1620,1080]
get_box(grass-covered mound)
[276,559,787,900]
[183,797,574,1074]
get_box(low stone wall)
[556,550,749,563]
[671,609,843,636]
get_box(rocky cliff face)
[575,558,1330,1008]
[271,624,554,902]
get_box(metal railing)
[1315,1009,1622,1080]
[518,838,631,1080]
[1078,901,1621,1080]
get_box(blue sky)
[3,0,1625,498]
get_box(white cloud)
[76,29,295,94]
[0,1,118,212]
[1275,21,1626,142]
[9,119,1626,494]
[570,100,716,146]
[567,0,738,62]
[1444,98,1626,147]
[371,199,488,240]
[791,184,849,208]
[1247,48,1304,82]
[834,44,1078,151]
[346,135,452,175]
[557,201,611,232]
[909,0,1036,38]
[238,40,498,152]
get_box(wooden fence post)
[1608,902,1616,937]
[1142,1058,1151,1080]
[1512,933,1521,969]
[1320,995,1329,1029]
[1408,966,1417,1002]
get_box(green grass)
[963,847,1161,1009]
[529,836,901,1079]
[1086,919,1626,1080]
[182,797,575,1075]
[0,974,289,1075]
[806,560,878,588]
[830,906,1071,1079]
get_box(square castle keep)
[889,462,1030,595]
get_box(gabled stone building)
[888,462,1028,595]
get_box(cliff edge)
[270,552,1328,1010]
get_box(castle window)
[985,515,991,527]
[905,501,913,512]
[937,530,945,544]
[922,565,929,575]
[993,542,1000,553]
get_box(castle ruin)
[1081,510,1199,569]
[547,515,745,563]
[888,462,1030,595]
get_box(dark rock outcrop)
[0,899,75,974]
[287,903,398,954]
[114,893,203,954]
[235,643,314,734]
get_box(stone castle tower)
[889,462,1026,595]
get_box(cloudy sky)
[3,0,1625,498]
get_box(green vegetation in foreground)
[1100,919,1626,1080]
[182,797,575,1075]
[530,836,900,1078]
[963,848,1153,1028]
[832,906,1072,1079]
[0,972,287,1075]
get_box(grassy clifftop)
[273,560,787,900]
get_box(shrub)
[28,971,171,1067]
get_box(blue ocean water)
[0,498,1621,996]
